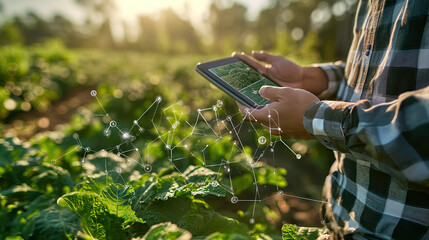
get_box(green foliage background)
[0,0,354,238]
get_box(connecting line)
[90,90,109,117]
[51,146,80,163]
[261,192,330,205]
[280,139,301,159]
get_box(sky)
[0,0,273,39]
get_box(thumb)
[259,86,285,102]
[252,51,280,63]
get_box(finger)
[252,51,281,64]
[237,101,271,125]
[259,86,287,102]
[232,52,266,74]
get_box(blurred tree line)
[0,0,358,61]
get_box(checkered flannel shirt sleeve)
[312,61,345,100]
[304,86,429,186]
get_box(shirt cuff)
[303,100,353,153]
[312,61,345,100]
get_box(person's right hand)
[232,51,328,96]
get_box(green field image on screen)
[209,61,277,105]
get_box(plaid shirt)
[303,0,429,239]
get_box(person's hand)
[238,86,320,139]
[232,51,328,95]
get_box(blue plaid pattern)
[303,0,429,239]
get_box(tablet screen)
[208,61,277,106]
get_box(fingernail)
[259,86,266,95]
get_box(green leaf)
[100,184,144,226]
[281,224,322,240]
[33,206,81,240]
[282,225,305,240]
[203,232,250,240]
[58,184,144,240]
[135,222,192,240]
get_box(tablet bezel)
[196,57,278,109]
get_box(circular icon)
[144,165,152,172]
[104,129,111,137]
[109,120,117,127]
[216,100,223,107]
[90,90,97,97]
[211,181,219,187]
[231,196,238,204]
[296,154,302,160]
[258,136,267,145]
[72,133,79,139]
[249,218,255,224]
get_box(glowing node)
[104,129,111,137]
[221,120,225,123]
[144,165,152,172]
[156,96,162,102]
[226,160,230,164]
[211,181,219,187]
[213,106,217,111]
[250,164,255,168]
[227,168,230,173]
[229,131,232,134]
[72,133,79,139]
[258,136,267,145]
[85,147,91,152]
[270,148,274,152]
[135,148,139,151]
[278,190,283,195]
[216,100,223,107]
[226,116,231,121]
[268,114,271,118]
[245,108,249,113]
[101,149,107,157]
[172,123,177,129]
[277,128,281,131]
[90,90,97,97]
[231,196,238,204]
[249,218,255,224]
[166,145,171,150]
[133,120,138,125]
[139,127,144,133]
[184,144,188,149]
[296,154,302,160]
[117,152,121,156]
[122,132,131,140]
[109,120,117,127]
[197,109,201,113]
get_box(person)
[234,0,429,239]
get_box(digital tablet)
[196,57,279,109]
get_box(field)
[0,42,334,240]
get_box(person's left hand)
[238,86,320,139]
